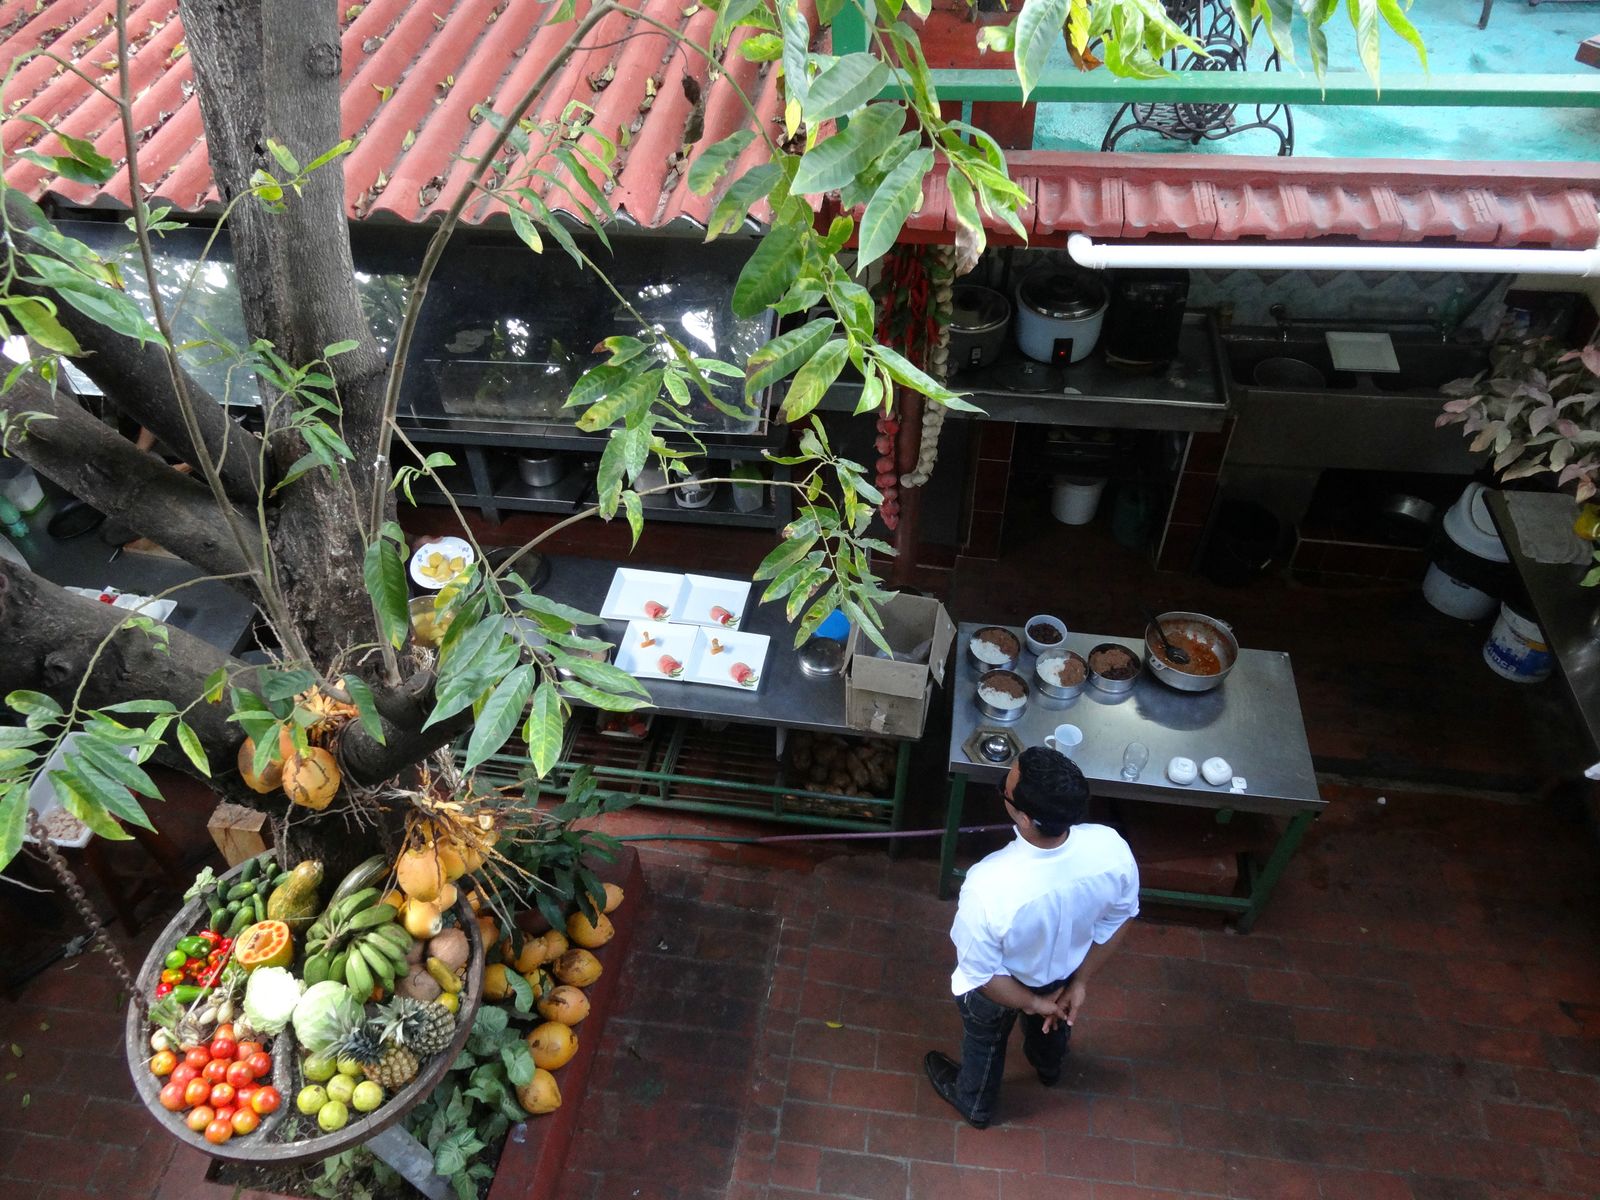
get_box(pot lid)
[1019,272,1107,321]
[798,638,846,678]
[950,285,1010,333]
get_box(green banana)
[332,887,381,921]
[327,854,391,909]
[371,923,413,952]
[330,949,350,985]
[367,931,411,969]
[345,950,374,999]
[358,940,395,988]
[303,953,331,986]
[348,904,397,931]
[306,920,329,946]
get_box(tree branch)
[3,374,252,580]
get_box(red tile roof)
[896,152,1600,249]
[0,0,784,230]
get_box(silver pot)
[949,285,1011,372]
[1143,611,1238,693]
[968,626,1021,672]
[975,669,1029,722]
[518,451,567,488]
[1034,650,1087,701]
[1086,643,1142,694]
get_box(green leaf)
[1375,0,1425,72]
[341,674,387,745]
[739,32,784,62]
[463,663,536,772]
[762,549,825,603]
[1347,0,1381,86]
[745,317,834,399]
[778,0,811,118]
[856,149,931,269]
[806,53,891,122]
[872,343,958,404]
[503,972,536,1021]
[706,163,783,240]
[550,654,651,700]
[557,679,652,713]
[517,593,607,627]
[4,297,81,356]
[201,667,228,705]
[363,537,410,650]
[621,490,643,548]
[51,771,130,841]
[577,370,662,433]
[524,682,564,779]
[780,338,848,423]
[687,130,756,196]
[75,736,160,797]
[731,224,805,319]
[0,788,26,872]
[791,104,903,195]
[754,529,818,581]
[1014,0,1070,99]
[175,722,210,777]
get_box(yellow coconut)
[566,911,615,950]
[526,1021,578,1070]
[237,737,283,794]
[435,882,458,911]
[476,914,500,954]
[603,883,625,914]
[283,748,340,811]
[516,1068,561,1115]
[396,846,444,903]
[536,985,591,1027]
[436,841,467,882]
[482,963,514,1002]
[552,949,602,988]
[401,898,444,940]
[380,890,406,910]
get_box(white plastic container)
[1422,563,1497,621]
[1483,603,1552,683]
[1051,476,1106,525]
[1422,483,1509,621]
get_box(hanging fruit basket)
[124,853,485,1168]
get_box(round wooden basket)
[124,857,485,1168]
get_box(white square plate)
[1325,331,1399,374]
[685,628,770,691]
[677,574,752,630]
[613,620,698,680]
[599,568,689,623]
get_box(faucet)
[1268,303,1453,343]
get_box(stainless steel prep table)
[941,623,1323,931]
[466,554,916,829]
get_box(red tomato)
[225,1061,255,1089]
[249,1087,281,1115]
[235,1085,256,1107]
[245,1052,272,1079]
[183,1079,211,1107]
[158,1081,187,1112]
[150,1050,178,1077]
[235,1041,263,1060]
[203,1118,233,1145]
[170,1063,199,1088]
[213,1105,235,1123]
[203,1060,230,1084]
[185,1105,215,1132]
[209,1036,237,1061]
[209,1082,235,1108]
[184,1047,211,1070]
[213,1023,234,1042]
[231,1107,259,1135]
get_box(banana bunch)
[301,887,412,999]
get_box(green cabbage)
[292,980,364,1054]
[242,966,303,1037]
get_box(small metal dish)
[1086,642,1142,694]
[963,726,1023,767]
[1035,650,1088,700]
[968,625,1022,672]
[975,668,1029,722]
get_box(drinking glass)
[1120,741,1149,781]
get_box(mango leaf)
[0,787,26,871]
[51,771,130,841]
[341,674,386,745]
[791,104,904,195]
[1375,0,1425,71]
[706,163,783,240]
[781,338,848,423]
[687,130,756,196]
[557,679,653,713]
[175,722,210,777]
[1348,0,1382,86]
[1015,0,1070,99]
[363,538,410,649]
[577,370,662,433]
[621,490,643,547]
[732,224,805,319]
[754,531,820,582]
[806,53,891,122]
[463,663,535,771]
[524,682,565,779]
[856,149,931,268]
[3,297,81,356]
[517,593,607,627]
[550,654,650,700]
[745,318,834,399]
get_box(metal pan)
[1143,611,1238,693]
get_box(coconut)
[396,965,442,1002]
[429,927,470,973]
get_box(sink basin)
[1223,328,1489,395]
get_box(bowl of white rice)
[975,669,1029,722]
[968,626,1021,671]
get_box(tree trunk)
[4,374,252,582]
[179,0,392,665]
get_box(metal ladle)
[1146,610,1190,666]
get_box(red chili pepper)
[154,982,174,998]
[159,968,183,985]
[197,930,221,945]
[218,939,233,952]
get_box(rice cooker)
[1015,270,1108,365]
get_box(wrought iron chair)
[1101,0,1293,156]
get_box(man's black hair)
[1010,746,1089,837]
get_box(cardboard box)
[845,594,955,738]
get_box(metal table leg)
[368,1124,454,1200]
[887,742,913,859]
[1230,811,1315,934]
[938,775,967,900]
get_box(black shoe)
[1036,1067,1061,1087]
[923,1051,990,1129]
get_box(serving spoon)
[1146,610,1190,666]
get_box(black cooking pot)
[947,285,1010,372]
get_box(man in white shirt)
[925,747,1139,1128]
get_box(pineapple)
[380,996,455,1058]
[334,1018,420,1091]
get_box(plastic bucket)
[1422,562,1498,622]
[1201,499,1282,586]
[1051,476,1107,525]
[1483,602,1552,683]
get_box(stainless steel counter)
[1486,490,1600,757]
[947,623,1322,818]
[532,554,915,739]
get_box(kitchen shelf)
[397,415,787,459]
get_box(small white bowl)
[1023,614,1068,657]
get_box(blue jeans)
[954,985,1071,1124]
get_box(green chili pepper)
[172,984,208,1005]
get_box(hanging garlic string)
[904,245,956,489]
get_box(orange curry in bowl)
[1147,626,1224,676]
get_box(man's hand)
[1029,987,1071,1033]
[1061,978,1087,1026]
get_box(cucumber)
[207,902,227,931]
[227,881,257,901]
[238,856,259,883]
[226,906,254,936]
[251,893,266,922]
[327,855,392,910]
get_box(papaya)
[266,859,324,934]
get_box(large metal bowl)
[975,669,1029,722]
[1086,643,1142,694]
[968,626,1022,672]
[1034,650,1087,701]
[1143,611,1238,693]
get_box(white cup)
[1044,724,1083,757]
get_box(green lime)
[351,1080,384,1113]
[296,1085,328,1116]
[317,1099,349,1132]
[336,1055,365,1077]
[302,1053,338,1083]
[325,1074,356,1105]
